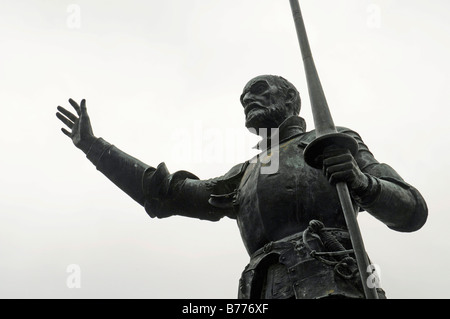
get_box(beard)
[245,101,290,134]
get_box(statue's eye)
[250,81,269,95]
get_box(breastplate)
[236,135,348,255]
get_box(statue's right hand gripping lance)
[289,0,378,299]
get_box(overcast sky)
[0,0,449,299]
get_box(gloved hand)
[322,146,369,193]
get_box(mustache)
[244,102,265,116]
[244,101,287,117]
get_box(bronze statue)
[56,74,428,299]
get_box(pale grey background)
[0,0,449,298]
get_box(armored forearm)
[341,129,428,232]
[350,166,428,232]
[85,137,150,205]
[82,138,236,221]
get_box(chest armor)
[236,134,348,255]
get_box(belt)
[252,225,351,260]
[251,231,308,259]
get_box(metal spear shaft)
[288,0,378,299]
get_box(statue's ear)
[286,88,297,104]
[285,88,297,113]
[285,88,301,116]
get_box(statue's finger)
[80,99,87,115]
[56,112,74,129]
[323,153,352,167]
[326,162,352,175]
[61,128,72,137]
[323,147,350,158]
[329,170,352,185]
[57,106,78,122]
[68,98,81,116]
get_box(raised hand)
[56,99,96,154]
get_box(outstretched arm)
[56,99,149,205]
[56,99,236,221]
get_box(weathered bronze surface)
[290,0,377,298]
[56,74,428,298]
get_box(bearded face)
[240,76,296,134]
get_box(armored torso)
[236,131,348,255]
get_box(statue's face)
[240,76,290,132]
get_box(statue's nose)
[242,92,256,106]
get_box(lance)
[288,0,378,299]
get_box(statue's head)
[240,75,301,134]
